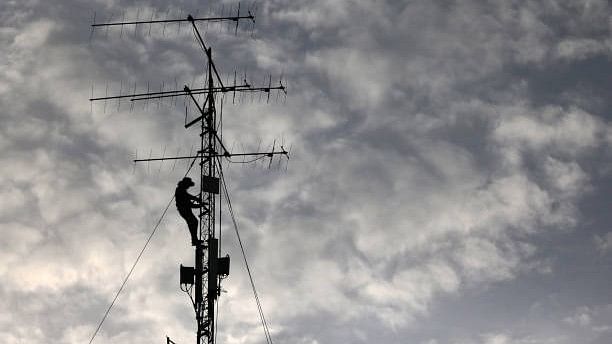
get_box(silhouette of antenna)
[89,4,256,41]
[89,5,286,344]
[90,11,254,28]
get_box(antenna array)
[90,5,287,344]
[90,3,259,40]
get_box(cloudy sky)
[1,0,612,343]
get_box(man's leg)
[186,213,199,244]
[180,210,199,245]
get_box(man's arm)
[189,193,203,208]
[189,193,201,202]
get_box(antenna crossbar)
[89,84,285,102]
[133,150,288,163]
[133,85,286,101]
[91,14,254,27]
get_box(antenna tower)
[90,5,288,344]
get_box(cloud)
[1,1,611,344]
[562,305,612,340]
[492,106,602,156]
[595,232,612,254]
[564,306,593,327]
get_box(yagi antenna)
[91,11,254,28]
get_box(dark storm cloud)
[1,1,611,344]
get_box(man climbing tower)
[175,177,204,245]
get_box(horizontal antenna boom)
[91,14,254,27]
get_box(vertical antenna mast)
[90,5,288,344]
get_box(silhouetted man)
[175,177,203,245]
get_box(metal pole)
[207,47,216,344]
